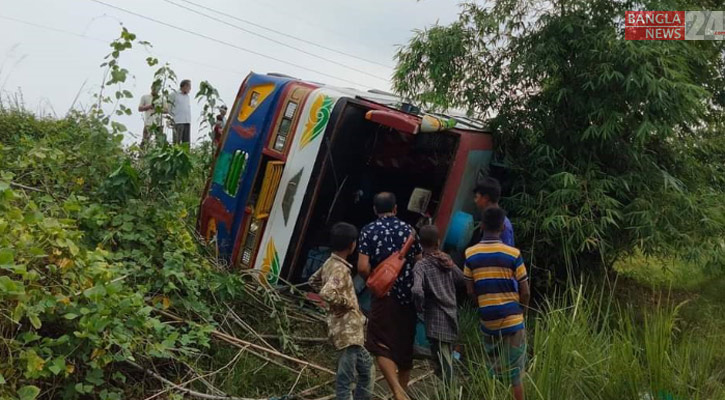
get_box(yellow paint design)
[238,83,276,122]
[205,219,219,258]
[256,161,285,219]
[205,218,217,241]
[299,94,333,149]
[260,239,278,282]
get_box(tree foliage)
[0,29,281,400]
[395,0,725,279]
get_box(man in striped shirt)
[464,207,530,400]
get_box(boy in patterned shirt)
[310,222,375,400]
[412,224,465,385]
[464,207,530,400]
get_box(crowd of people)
[137,79,227,148]
[311,177,530,400]
[140,79,528,398]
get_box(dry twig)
[128,361,264,400]
[260,334,328,344]
[9,181,44,192]
[143,347,247,400]
[156,309,336,375]
[287,365,308,396]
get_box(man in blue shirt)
[472,177,514,246]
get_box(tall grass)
[418,284,725,400]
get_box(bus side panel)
[253,88,343,284]
[233,82,317,270]
[438,132,493,242]
[197,75,250,237]
[199,73,290,263]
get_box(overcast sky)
[0,0,465,145]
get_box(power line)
[0,14,247,78]
[161,0,389,83]
[174,0,393,69]
[88,0,373,88]
[0,14,107,44]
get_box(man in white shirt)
[171,79,192,145]
[138,82,165,146]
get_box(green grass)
[242,254,725,400]
[410,265,725,400]
[457,286,723,399]
[613,251,710,290]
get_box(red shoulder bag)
[366,233,416,298]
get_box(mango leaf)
[0,276,25,297]
[0,248,13,265]
[29,314,42,329]
[24,349,45,374]
[83,285,107,300]
[17,385,41,400]
[48,357,65,375]
[85,368,104,385]
[75,383,94,394]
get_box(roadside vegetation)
[2,0,725,398]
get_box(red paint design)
[199,196,233,235]
[233,125,257,139]
[365,110,420,135]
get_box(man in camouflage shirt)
[310,222,374,400]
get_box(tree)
[394,0,725,280]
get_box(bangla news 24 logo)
[625,11,725,40]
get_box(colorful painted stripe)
[260,239,280,284]
[299,94,333,149]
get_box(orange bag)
[366,233,416,298]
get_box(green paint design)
[212,152,232,186]
[267,251,280,284]
[300,95,333,149]
[310,96,333,144]
[224,150,248,195]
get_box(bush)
[0,107,241,399]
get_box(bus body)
[199,72,493,285]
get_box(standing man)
[358,192,422,400]
[472,177,515,246]
[212,105,228,147]
[464,207,530,400]
[219,104,228,127]
[171,79,192,145]
[138,82,164,146]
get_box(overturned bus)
[198,72,493,286]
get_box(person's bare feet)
[393,389,411,400]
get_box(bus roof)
[265,72,490,133]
